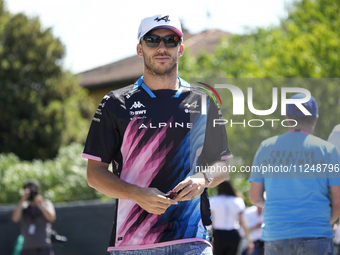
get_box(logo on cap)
[154,15,170,22]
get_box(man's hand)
[34,194,44,207]
[87,159,177,215]
[246,240,255,254]
[12,188,30,223]
[35,197,56,223]
[21,188,30,202]
[172,173,206,201]
[133,187,178,215]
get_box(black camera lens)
[28,190,38,201]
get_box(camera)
[28,188,38,201]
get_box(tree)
[0,1,95,160]
[0,143,106,203]
[179,0,340,169]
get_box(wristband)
[202,172,213,187]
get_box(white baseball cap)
[137,14,183,42]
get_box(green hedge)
[0,143,108,204]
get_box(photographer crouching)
[12,179,56,255]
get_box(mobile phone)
[165,191,177,199]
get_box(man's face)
[138,29,184,77]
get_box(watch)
[202,172,213,187]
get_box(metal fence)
[0,200,116,255]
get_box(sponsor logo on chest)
[129,101,147,116]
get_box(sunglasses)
[142,35,181,48]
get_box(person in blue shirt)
[249,93,340,255]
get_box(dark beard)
[144,54,178,77]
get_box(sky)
[6,0,294,74]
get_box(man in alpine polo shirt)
[83,14,232,254]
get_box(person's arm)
[206,161,230,188]
[239,212,254,254]
[330,185,340,224]
[12,190,30,223]
[87,159,178,215]
[35,196,56,223]
[172,160,228,201]
[249,182,265,208]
